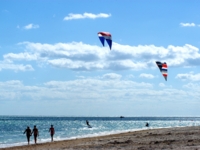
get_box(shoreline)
[0,128,149,148]
[0,126,180,149]
[1,126,200,150]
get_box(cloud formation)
[102,73,122,80]
[139,73,155,79]
[183,83,200,91]
[180,23,195,27]
[0,74,150,101]
[0,75,199,103]
[24,24,39,30]
[64,13,111,20]
[3,42,200,72]
[159,83,165,87]
[176,72,200,81]
[0,60,34,72]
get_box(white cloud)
[176,73,200,81]
[126,74,135,79]
[0,78,152,101]
[159,83,165,87]
[76,75,85,79]
[2,79,199,116]
[0,62,34,72]
[0,71,199,116]
[4,52,38,61]
[48,58,107,70]
[4,42,200,72]
[102,73,122,80]
[24,24,39,30]
[0,77,199,104]
[183,83,200,90]
[180,22,195,27]
[139,73,155,79]
[64,12,111,20]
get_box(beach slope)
[1,126,200,150]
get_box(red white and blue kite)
[98,32,112,50]
[156,61,168,81]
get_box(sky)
[0,0,200,116]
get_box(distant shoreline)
[1,116,200,117]
[1,126,200,150]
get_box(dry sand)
[1,126,200,150]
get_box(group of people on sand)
[24,125,55,145]
[24,121,148,145]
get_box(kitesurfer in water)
[32,125,39,144]
[49,125,55,142]
[86,120,91,127]
[24,126,32,145]
[145,122,149,127]
[86,120,89,126]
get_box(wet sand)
[1,126,200,150]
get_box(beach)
[1,126,200,150]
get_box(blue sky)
[0,0,200,116]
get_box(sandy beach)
[1,126,200,150]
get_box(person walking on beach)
[49,125,55,142]
[23,126,32,145]
[32,125,39,144]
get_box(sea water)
[0,116,200,148]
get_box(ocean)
[0,116,200,148]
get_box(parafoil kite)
[155,61,168,81]
[98,32,112,50]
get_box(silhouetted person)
[49,125,55,142]
[32,125,39,144]
[86,120,92,128]
[145,122,149,127]
[86,120,89,126]
[24,126,32,145]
